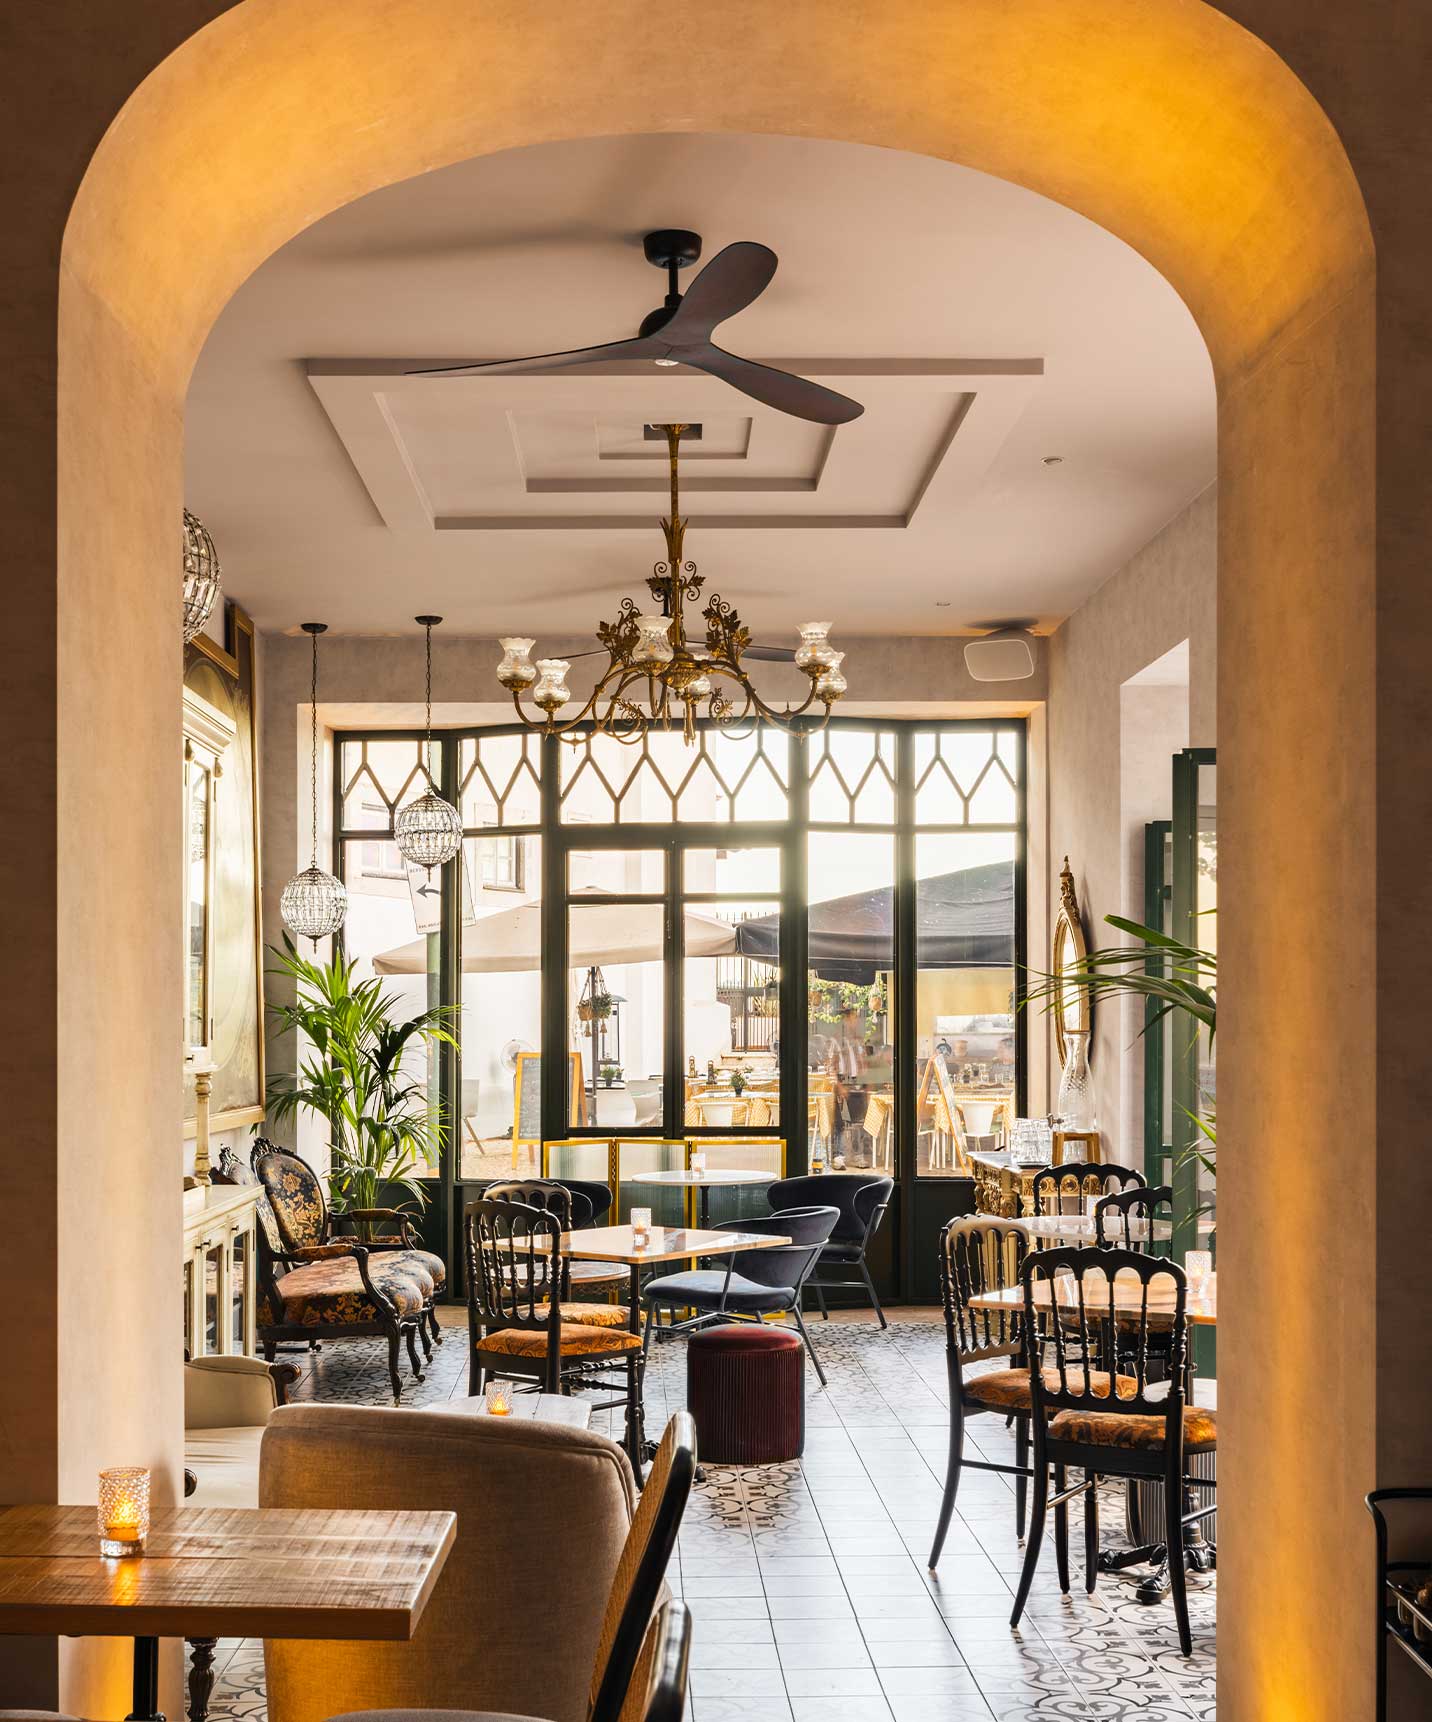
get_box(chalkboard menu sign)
[512,1051,585,1146]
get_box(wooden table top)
[967,1274,1218,1327]
[627,1168,774,1188]
[439,1392,592,1428]
[561,1224,790,1265]
[0,1504,455,1640]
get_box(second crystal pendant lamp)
[394,615,463,872]
[279,623,348,943]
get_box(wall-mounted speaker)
[963,628,1038,682]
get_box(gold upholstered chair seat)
[964,1365,1140,1413]
[481,1324,645,1359]
[533,1302,632,1329]
[1049,1400,1218,1452]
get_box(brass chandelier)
[495,423,847,743]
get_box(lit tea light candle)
[98,1466,150,1558]
[631,1207,652,1248]
[484,1380,514,1416]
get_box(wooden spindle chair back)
[938,1215,1028,1367]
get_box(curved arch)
[42,4,1375,1720]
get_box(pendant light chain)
[424,617,436,787]
[309,623,321,866]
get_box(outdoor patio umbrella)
[372,884,738,974]
[735,859,1014,983]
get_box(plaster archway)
[41,1,1375,1716]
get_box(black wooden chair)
[1008,1245,1217,1656]
[463,1196,645,1466]
[1030,1160,1145,1223]
[485,1178,627,1320]
[1093,1182,1174,1249]
[928,1215,1034,1569]
[555,1177,630,1295]
[639,1207,839,1386]
[767,1173,893,1328]
[640,1602,693,1722]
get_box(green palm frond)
[264,935,459,1214]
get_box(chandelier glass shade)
[394,615,463,871]
[495,423,847,743]
[280,622,348,943]
[182,508,222,644]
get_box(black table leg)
[627,1261,650,1469]
[127,1635,165,1722]
[697,1185,712,1230]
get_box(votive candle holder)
[484,1380,514,1416]
[98,1466,150,1558]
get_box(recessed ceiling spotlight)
[1042,455,1064,466]
[654,357,679,368]
[934,601,951,608]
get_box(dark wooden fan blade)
[408,336,660,378]
[662,242,778,344]
[743,643,799,662]
[688,344,864,425]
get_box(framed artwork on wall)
[184,603,265,1135]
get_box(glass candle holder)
[690,1150,707,1175]
[98,1466,150,1557]
[631,1207,652,1248]
[1185,1250,1213,1292]
[484,1380,514,1416]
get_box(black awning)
[734,860,1015,983]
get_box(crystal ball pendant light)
[394,615,463,871]
[182,508,222,644]
[280,622,348,943]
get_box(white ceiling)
[185,132,1215,638]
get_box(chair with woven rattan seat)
[928,1215,1036,1569]
[1008,1245,1216,1656]
[325,1412,696,1722]
[252,1139,446,1352]
[484,1179,627,1322]
[464,1196,646,1468]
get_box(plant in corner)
[264,936,458,1215]
[1022,913,1217,1184]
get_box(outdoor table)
[0,1502,454,1722]
[968,1270,1217,1600]
[627,1166,775,1229]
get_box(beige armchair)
[259,1405,638,1722]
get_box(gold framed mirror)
[1052,856,1090,1067]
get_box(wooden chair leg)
[405,1323,425,1380]
[186,1638,217,1722]
[1053,1463,1071,1593]
[1166,1464,1194,1655]
[1014,1416,1029,1541]
[928,1382,965,1570]
[387,1329,404,1404]
[1009,1450,1048,1629]
[429,1305,442,1346]
[1084,1471,1099,1592]
[418,1315,434,1360]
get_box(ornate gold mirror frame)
[1052,856,1091,1068]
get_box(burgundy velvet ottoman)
[686,1323,805,1463]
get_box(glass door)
[1171,748,1216,1258]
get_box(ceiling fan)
[408,228,864,427]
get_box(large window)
[333,719,1024,1187]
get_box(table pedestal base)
[126,1635,165,1722]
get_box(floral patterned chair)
[249,1140,446,1403]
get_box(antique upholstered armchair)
[249,1140,445,1403]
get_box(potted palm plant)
[264,936,458,1216]
[1023,912,1216,1185]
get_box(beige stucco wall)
[5,0,1423,1716]
[1047,486,1216,1139]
